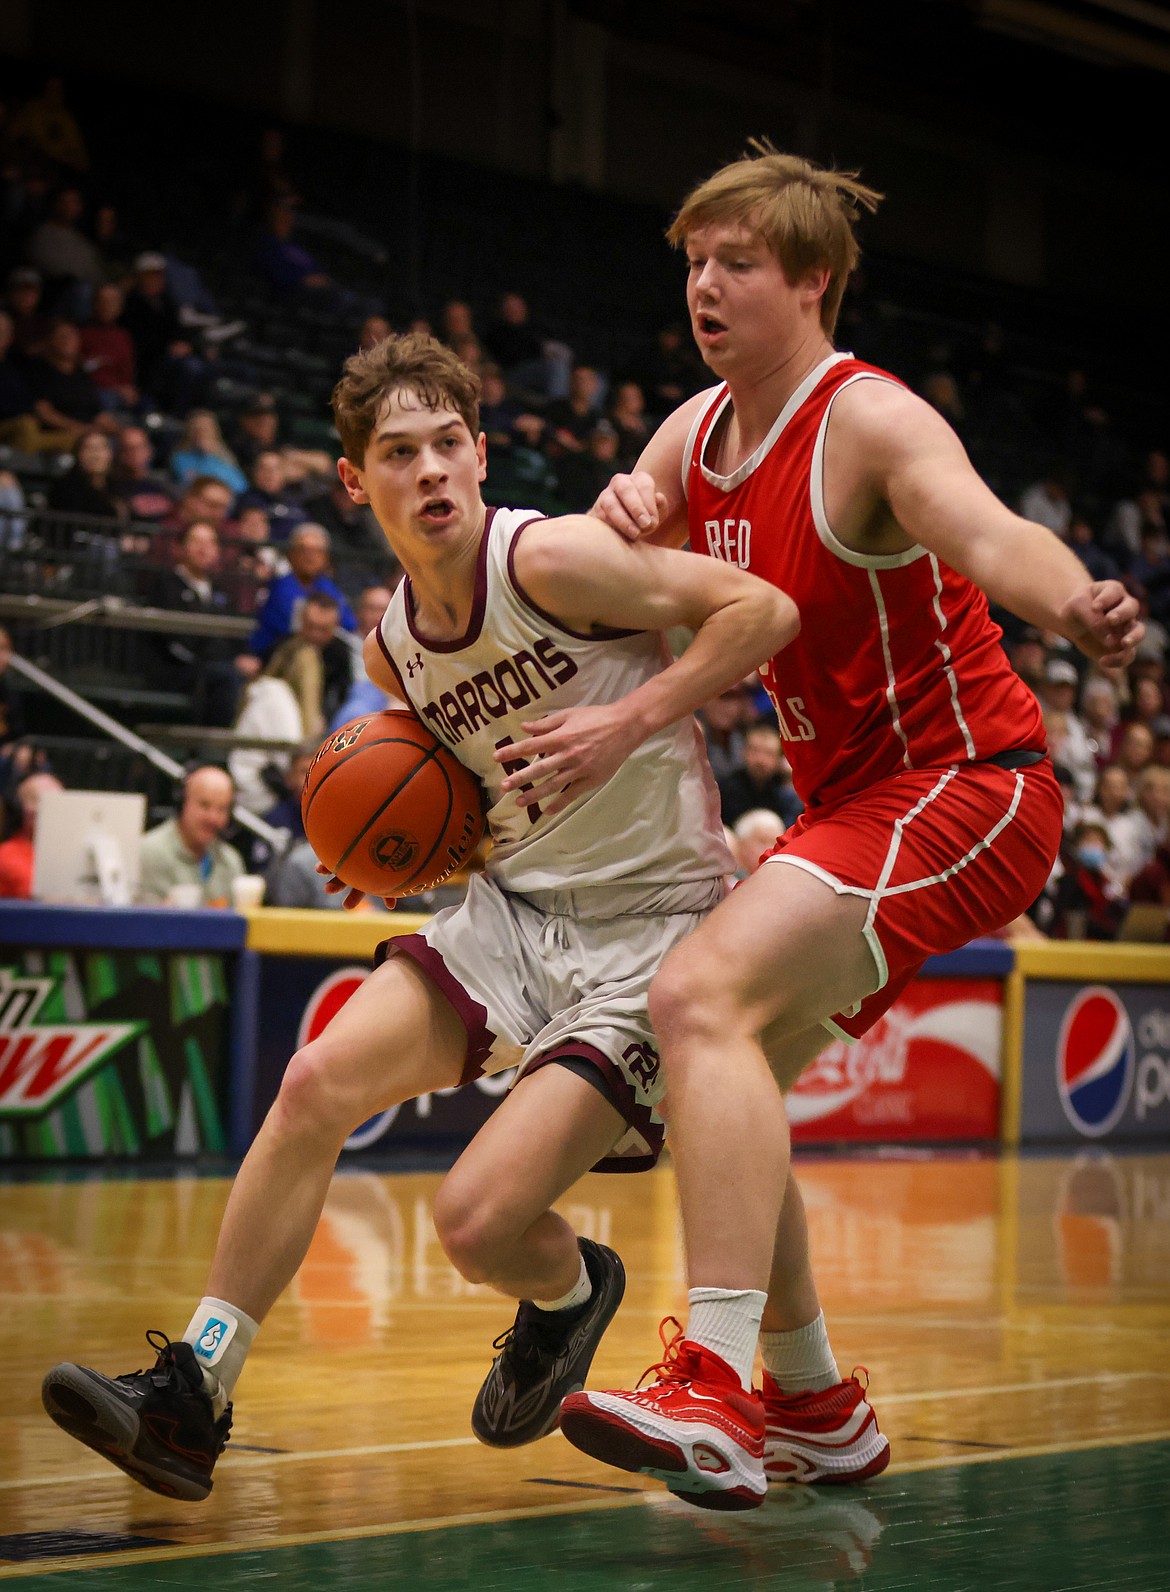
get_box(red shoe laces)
[636,1315,693,1389]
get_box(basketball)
[302,711,485,897]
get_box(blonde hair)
[182,409,238,465]
[332,332,481,466]
[667,139,882,337]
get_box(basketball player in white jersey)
[41,332,796,1504]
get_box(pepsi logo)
[1057,987,1134,1138]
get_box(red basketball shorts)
[761,758,1063,1040]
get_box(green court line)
[2,1438,1167,1590]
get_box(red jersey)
[685,353,1045,810]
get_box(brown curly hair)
[331,332,481,465]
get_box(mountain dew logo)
[0,967,145,1117]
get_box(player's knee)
[433,1178,509,1285]
[271,1038,354,1142]
[648,950,726,1046]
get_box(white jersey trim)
[928,552,977,759]
[699,351,851,491]
[682,386,722,502]
[868,567,913,770]
[809,373,928,570]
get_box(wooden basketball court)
[4,1147,1169,1589]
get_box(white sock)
[686,1286,766,1391]
[532,1251,592,1313]
[183,1296,260,1412]
[760,1311,840,1393]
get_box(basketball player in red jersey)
[496,144,1144,1509]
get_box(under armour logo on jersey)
[405,653,424,678]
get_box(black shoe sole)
[42,1365,213,1502]
[471,1240,627,1449]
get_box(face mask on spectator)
[1077,844,1107,871]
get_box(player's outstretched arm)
[495,515,798,813]
[589,388,715,547]
[837,379,1144,667]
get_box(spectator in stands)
[731,809,786,878]
[1128,836,1170,912]
[229,651,305,814]
[1067,517,1119,584]
[476,363,546,456]
[260,742,314,843]
[147,520,245,726]
[555,419,622,510]
[110,426,175,523]
[167,474,235,537]
[609,380,650,470]
[230,394,280,471]
[0,466,25,550]
[0,310,38,450]
[634,321,706,418]
[217,505,278,619]
[138,765,245,907]
[170,410,248,496]
[235,450,307,540]
[440,300,475,345]
[1080,675,1120,769]
[1046,819,1127,941]
[1040,657,1096,800]
[699,683,751,782]
[3,269,51,359]
[1081,763,1134,891]
[47,429,122,518]
[717,721,803,830]
[1019,471,1072,539]
[1111,765,1170,888]
[78,282,138,410]
[1115,720,1155,780]
[0,771,64,899]
[23,185,102,300]
[265,839,347,910]
[9,77,88,174]
[358,315,390,351]
[121,251,196,403]
[483,292,540,369]
[247,522,356,662]
[331,583,397,728]
[545,364,603,454]
[25,319,114,442]
[268,592,353,736]
[1005,624,1048,690]
[254,203,365,312]
[1130,524,1170,623]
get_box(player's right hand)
[590,471,667,542]
[314,861,397,912]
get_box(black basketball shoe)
[471,1238,626,1448]
[42,1332,232,1501]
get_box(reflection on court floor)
[3,1149,1168,1589]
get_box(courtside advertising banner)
[788,978,1003,1143]
[1020,982,1170,1143]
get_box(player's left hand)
[314,861,397,911]
[1058,580,1145,668]
[494,703,644,816]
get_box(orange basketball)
[302,711,485,897]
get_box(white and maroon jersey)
[685,352,1046,811]
[376,507,731,896]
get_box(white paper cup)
[167,882,203,909]
[231,874,266,911]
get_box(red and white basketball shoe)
[559,1317,767,1511]
[761,1367,890,1485]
